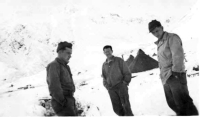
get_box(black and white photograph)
[0,0,199,116]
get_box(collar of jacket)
[105,56,115,63]
[154,31,166,45]
[55,57,73,79]
[55,57,69,66]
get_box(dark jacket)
[155,31,185,84]
[102,56,132,89]
[46,58,75,106]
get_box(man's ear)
[111,51,113,54]
[58,50,62,54]
[161,26,164,31]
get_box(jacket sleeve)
[102,64,108,89]
[119,59,132,84]
[47,63,66,106]
[169,34,185,72]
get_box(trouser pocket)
[179,73,187,85]
[167,73,187,85]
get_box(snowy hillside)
[0,60,198,116]
[0,0,199,116]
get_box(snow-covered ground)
[0,0,199,116]
[0,65,199,116]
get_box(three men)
[46,41,77,116]
[149,20,198,116]
[46,19,198,116]
[102,45,134,116]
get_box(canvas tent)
[125,49,158,73]
[125,55,134,66]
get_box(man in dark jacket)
[46,41,77,116]
[149,20,198,116]
[102,45,134,116]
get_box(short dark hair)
[148,20,162,32]
[103,45,113,51]
[57,41,72,53]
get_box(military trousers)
[163,73,198,116]
[108,82,134,116]
[51,96,77,116]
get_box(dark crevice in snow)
[132,76,137,78]
[0,84,38,95]
[39,98,85,116]
[18,84,35,90]
[187,73,199,78]
[79,81,88,86]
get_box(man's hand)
[172,71,181,79]
[62,99,68,107]
[123,81,129,86]
[103,81,109,90]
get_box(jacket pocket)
[61,69,72,83]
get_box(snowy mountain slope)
[0,31,199,116]
[0,64,198,116]
[173,0,200,39]
[0,0,199,116]
[0,0,198,83]
[0,71,48,116]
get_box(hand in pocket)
[179,73,187,85]
[172,71,181,79]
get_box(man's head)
[57,41,72,63]
[149,20,164,39]
[103,45,113,58]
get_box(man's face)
[151,26,164,39]
[60,47,72,63]
[104,48,113,58]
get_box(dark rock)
[78,72,81,75]
[193,65,199,71]
[152,53,157,56]
[80,81,87,86]
[39,98,85,116]
[131,76,137,78]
